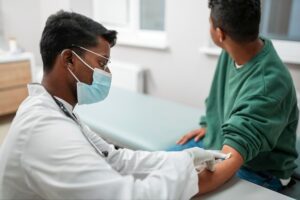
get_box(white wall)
[0,0,3,35]
[0,0,4,46]
[1,0,41,61]
[110,0,218,109]
[1,0,72,65]
[1,0,299,109]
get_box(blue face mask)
[68,50,112,105]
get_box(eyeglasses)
[71,45,111,72]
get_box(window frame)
[92,0,168,50]
[200,0,300,65]
[200,39,300,65]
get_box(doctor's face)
[72,37,111,85]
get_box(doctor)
[0,11,219,199]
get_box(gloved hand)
[183,147,217,172]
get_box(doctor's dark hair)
[208,0,261,43]
[40,10,117,73]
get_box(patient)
[169,0,299,194]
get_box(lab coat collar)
[28,83,49,96]
[27,83,74,113]
[54,96,74,113]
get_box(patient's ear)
[216,27,225,43]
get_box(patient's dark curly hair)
[208,0,261,43]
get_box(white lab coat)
[0,84,199,200]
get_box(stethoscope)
[51,95,109,158]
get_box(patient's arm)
[197,145,244,195]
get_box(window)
[93,0,167,49]
[140,0,165,31]
[261,0,300,42]
[260,0,300,64]
[200,0,300,64]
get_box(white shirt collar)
[235,62,244,69]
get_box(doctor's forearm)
[196,145,244,195]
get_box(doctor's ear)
[60,49,74,67]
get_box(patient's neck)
[226,38,264,66]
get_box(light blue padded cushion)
[75,87,202,151]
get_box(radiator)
[110,61,145,93]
